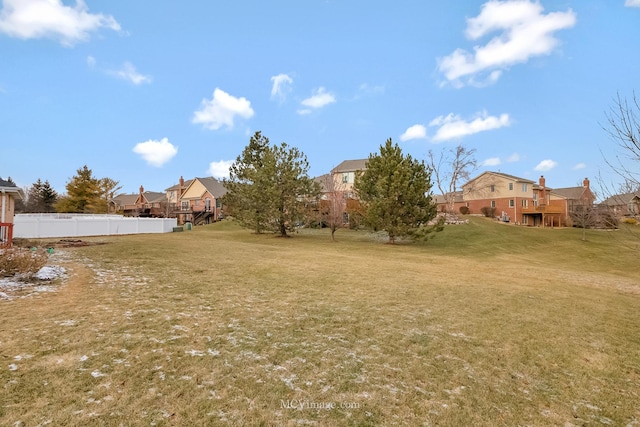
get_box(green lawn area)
[1,218,639,426]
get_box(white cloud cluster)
[572,162,586,170]
[110,62,152,85]
[429,111,511,142]
[270,74,293,102]
[298,87,335,115]
[481,152,520,167]
[534,159,558,171]
[192,88,254,130]
[0,0,120,46]
[133,137,178,167]
[625,0,640,7]
[437,0,576,87]
[400,124,428,142]
[207,160,233,179]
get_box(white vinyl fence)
[14,214,177,239]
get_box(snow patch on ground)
[0,251,68,300]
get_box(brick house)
[111,186,168,217]
[315,159,368,224]
[0,178,22,248]
[171,177,227,225]
[599,192,640,217]
[447,172,594,227]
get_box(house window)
[195,200,200,207]
[522,215,528,225]
[522,183,528,192]
[509,199,514,207]
[491,200,496,208]
[181,201,189,210]
[509,183,513,190]
[342,173,349,183]
[205,198,211,211]
[490,185,495,192]
[522,199,528,208]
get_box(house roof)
[199,177,228,198]
[434,191,464,204]
[600,192,640,206]
[0,178,22,199]
[181,177,228,199]
[141,192,166,203]
[165,179,194,192]
[314,174,332,193]
[112,193,139,207]
[331,159,368,174]
[463,171,535,187]
[551,186,588,200]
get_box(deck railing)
[0,222,14,248]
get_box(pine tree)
[26,179,44,212]
[55,165,102,213]
[354,138,441,243]
[39,180,58,213]
[224,131,275,234]
[224,132,319,236]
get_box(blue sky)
[1,0,639,196]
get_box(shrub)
[459,206,470,215]
[480,206,496,218]
[623,217,638,225]
[0,248,48,278]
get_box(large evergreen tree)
[354,138,441,244]
[224,132,275,234]
[224,131,319,236]
[25,179,58,212]
[55,165,102,213]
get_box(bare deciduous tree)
[602,92,640,190]
[316,174,348,241]
[428,144,477,214]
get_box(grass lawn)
[1,217,639,426]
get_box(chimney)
[139,185,144,194]
[539,175,546,188]
[583,177,590,189]
[179,176,185,196]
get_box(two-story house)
[1,178,22,247]
[454,172,594,227]
[172,177,227,225]
[316,159,368,224]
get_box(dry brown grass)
[0,247,48,277]
[1,219,639,426]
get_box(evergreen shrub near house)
[0,248,48,278]
[459,206,470,215]
[480,206,496,218]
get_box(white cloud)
[358,83,385,96]
[625,0,640,7]
[482,157,502,166]
[207,160,233,179]
[400,124,427,142]
[86,55,96,67]
[428,111,511,142]
[296,109,312,116]
[270,74,293,102]
[572,162,586,170]
[0,0,120,46]
[301,87,336,109]
[534,159,558,172]
[109,62,151,85]
[437,0,576,87]
[133,138,178,167]
[192,88,255,130]
[506,152,521,162]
